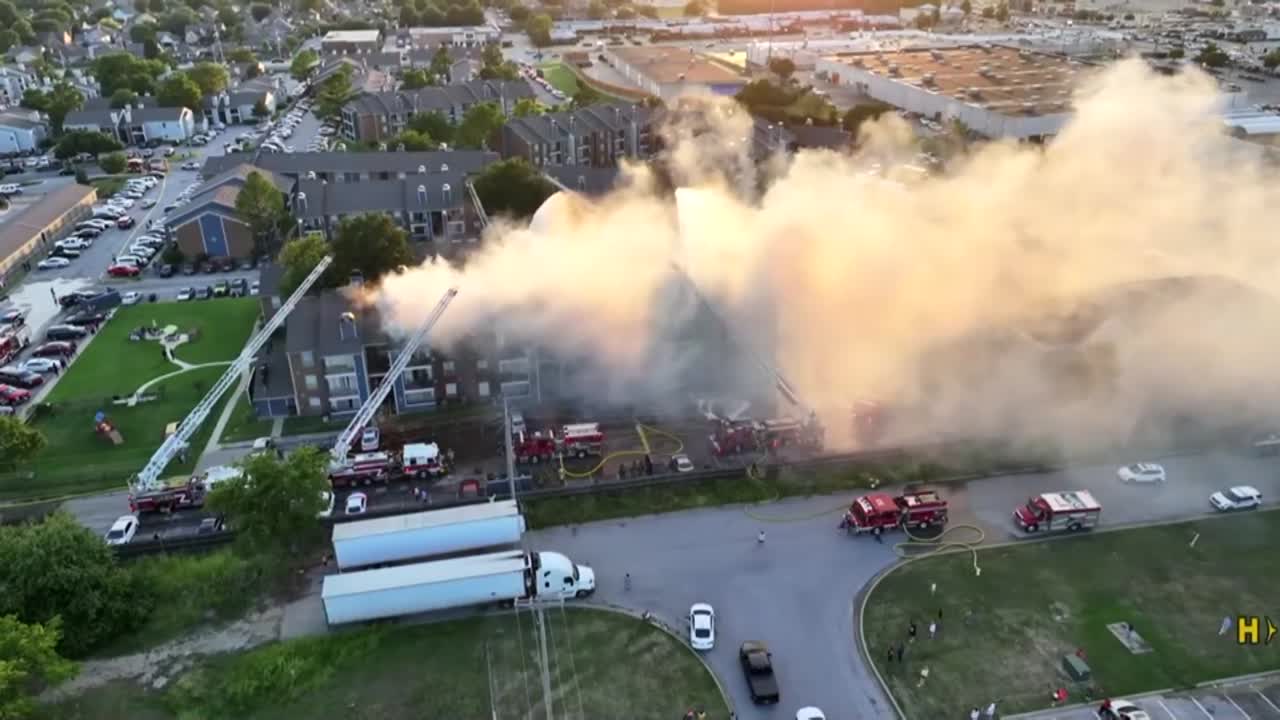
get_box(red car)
[32,341,76,358]
[116,216,135,229]
[107,264,140,277]
[0,384,31,406]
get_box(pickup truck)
[739,641,780,705]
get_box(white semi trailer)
[332,499,525,572]
[321,549,596,625]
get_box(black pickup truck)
[739,641,780,705]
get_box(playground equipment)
[95,410,124,445]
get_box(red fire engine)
[851,400,887,446]
[514,431,557,464]
[559,422,604,458]
[841,490,949,535]
[329,451,392,487]
[709,419,759,457]
[129,473,221,514]
[756,414,824,451]
[0,324,30,364]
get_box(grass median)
[863,510,1280,718]
[50,607,728,720]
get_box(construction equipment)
[329,288,459,467]
[130,255,334,496]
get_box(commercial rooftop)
[323,29,380,44]
[822,45,1092,117]
[609,46,745,85]
[0,184,95,267]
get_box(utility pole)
[503,396,518,500]
[535,606,555,720]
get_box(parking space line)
[1157,699,1180,719]
[1257,691,1280,714]
[1227,695,1254,719]
[1190,698,1215,719]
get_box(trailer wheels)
[1067,522,1082,532]
[1027,524,1039,533]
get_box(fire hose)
[557,424,685,479]
[895,523,987,577]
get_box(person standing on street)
[757,530,766,544]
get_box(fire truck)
[402,442,445,478]
[756,414,824,451]
[1013,491,1101,533]
[0,324,30,364]
[127,466,241,514]
[709,419,759,457]
[329,451,393,487]
[513,431,557,464]
[841,490,949,535]
[560,422,604,458]
[851,400,887,445]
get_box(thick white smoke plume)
[373,59,1280,449]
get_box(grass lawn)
[48,608,728,720]
[90,176,127,198]
[219,391,274,444]
[0,299,259,501]
[281,414,346,436]
[540,62,581,95]
[863,511,1280,718]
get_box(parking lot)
[1011,676,1280,720]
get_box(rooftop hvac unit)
[967,87,982,99]
[1022,102,1036,112]
[888,63,900,76]
[979,64,991,73]
[929,49,944,60]
[922,72,936,85]
[851,57,865,67]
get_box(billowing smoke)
[373,59,1280,450]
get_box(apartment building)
[339,79,534,143]
[495,102,655,168]
[0,67,36,107]
[251,282,539,419]
[201,149,498,184]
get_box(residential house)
[111,7,135,23]
[202,87,276,126]
[81,95,155,112]
[291,166,483,245]
[48,68,100,99]
[396,25,501,48]
[166,164,291,258]
[252,280,539,419]
[405,45,487,83]
[8,47,42,65]
[154,31,180,51]
[0,67,37,107]
[495,102,656,168]
[126,106,195,144]
[37,30,72,47]
[339,79,534,143]
[77,26,114,47]
[244,16,294,48]
[747,118,851,159]
[63,107,126,143]
[320,29,382,56]
[0,110,47,154]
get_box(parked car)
[20,357,62,373]
[116,216,136,229]
[1118,463,1166,484]
[54,248,81,259]
[46,324,88,341]
[158,264,175,278]
[1210,485,1263,512]
[181,263,197,276]
[0,384,31,405]
[212,280,229,297]
[122,291,141,305]
[0,367,44,389]
[360,427,379,451]
[230,278,248,296]
[176,287,194,301]
[104,515,139,545]
[31,341,76,358]
[345,492,368,515]
[66,311,107,326]
[195,286,211,300]
[107,264,141,277]
[37,257,70,270]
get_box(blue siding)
[392,373,407,413]
[199,215,229,257]
[354,354,370,403]
[252,397,295,418]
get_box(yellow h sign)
[1236,616,1278,646]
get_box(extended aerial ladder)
[131,255,335,493]
[329,288,460,463]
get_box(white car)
[1210,485,1262,512]
[121,291,141,305]
[1102,698,1151,720]
[104,515,139,546]
[796,709,826,720]
[37,257,70,269]
[109,198,134,209]
[672,454,695,473]
[318,490,335,518]
[176,288,193,301]
[689,603,715,651]
[360,426,380,452]
[56,238,90,250]
[1118,462,1165,484]
[141,198,157,208]
[21,358,61,373]
[345,492,368,515]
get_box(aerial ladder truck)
[326,288,459,485]
[128,256,335,514]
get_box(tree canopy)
[290,48,319,81]
[525,13,552,47]
[329,214,416,285]
[408,110,453,145]
[186,62,230,96]
[767,56,795,80]
[278,232,329,296]
[0,616,77,719]
[157,73,201,109]
[234,171,286,254]
[313,64,356,119]
[54,130,122,160]
[20,83,83,134]
[454,101,505,149]
[683,0,704,15]
[0,417,44,470]
[401,67,434,90]
[1196,42,1229,68]
[512,97,548,117]
[98,152,127,174]
[207,447,330,552]
[473,158,557,220]
[93,54,166,96]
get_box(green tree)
[767,56,795,80]
[615,5,635,18]
[841,101,891,136]
[429,44,452,81]
[571,83,602,108]
[525,12,552,47]
[278,231,329,296]
[0,616,77,719]
[93,54,166,96]
[158,73,201,109]
[206,447,329,552]
[186,61,229,96]
[0,0,17,25]
[391,129,436,150]
[98,151,127,174]
[961,0,971,13]
[512,97,548,117]
[297,0,321,11]
[401,67,433,89]
[314,64,356,120]
[160,5,197,33]
[508,3,528,20]
[683,0,703,14]
[0,417,44,469]
[587,0,606,17]
[250,2,271,20]
[330,214,415,285]
[228,49,256,66]
[290,48,319,81]
[473,158,556,220]
[1169,47,1185,59]
[408,110,453,144]
[109,87,138,108]
[994,2,1008,21]
[54,130,122,160]
[234,171,286,254]
[0,513,147,657]
[0,29,18,53]
[454,101,504,149]
[1196,41,1229,68]
[20,82,83,134]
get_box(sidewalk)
[1005,672,1280,720]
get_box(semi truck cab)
[533,551,596,599]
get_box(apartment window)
[476,359,488,370]
[499,357,530,375]
[446,382,458,397]
[404,387,436,404]
[330,397,359,412]
[442,360,455,374]
[447,221,465,236]
[272,296,282,310]
[326,374,357,393]
[324,355,355,373]
[304,374,318,390]
[442,183,452,206]
[300,351,315,368]
[308,397,321,410]
[478,381,490,398]
[404,367,433,388]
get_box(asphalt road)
[525,449,1280,720]
[1015,676,1280,720]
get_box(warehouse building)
[602,46,748,102]
[0,184,96,283]
[816,45,1092,139]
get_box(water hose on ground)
[895,523,987,577]
[558,424,685,479]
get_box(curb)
[1000,670,1280,720]
[858,506,1280,720]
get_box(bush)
[161,243,185,266]
[98,151,127,174]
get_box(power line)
[555,600,587,720]
[513,605,535,720]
